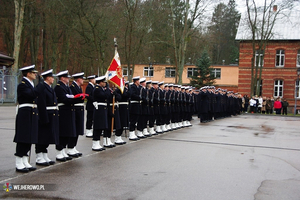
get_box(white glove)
[66,94,74,98]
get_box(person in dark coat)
[169,84,176,129]
[104,82,122,147]
[128,76,142,140]
[147,80,157,135]
[35,69,59,166]
[68,72,87,157]
[115,81,130,144]
[164,84,172,130]
[198,87,209,123]
[54,70,83,161]
[152,81,162,133]
[85,75,97,138]
[14,65,39,172]
[174,85,181,128]
[136,78,149,138]
[92,76,109,151]
[159,82,168,132]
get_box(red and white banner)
[105,50,124,93]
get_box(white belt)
[18,103,37,109]
[74,103,84,106]
[130,101,141,104]
[16,103,37,115]
[93,102,107,110]
[109,103,119,107]
[46,106,59,110]
[57,103,65,107]
[118,102,128,105]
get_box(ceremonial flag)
[105,50,124,93]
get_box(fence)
[0,67,18,103]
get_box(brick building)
[236,10,300,112]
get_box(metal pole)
[295,74,299,115]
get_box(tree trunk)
[12,0,26,75]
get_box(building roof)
[0,53,14,66]
[235,10,300,41]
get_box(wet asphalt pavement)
[0,106,300,200]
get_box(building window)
[144,66,153,77]
[255,50,264,67]
[274,80,283,97]
[212,68,221,79]
[122,66,132,76]
[275,49,285,67]
[187,68,197,78]
[296,80,300,98]
[165,67,176,78]
[297,50,300,67]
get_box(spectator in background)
[254,95,259,113]
[274,97,282,115]
[261,97,266,114]
[266,97,272,114]
[270,97,275,114]
[249,96,256,113]
[244,94,249,113]
[281,98,289,115]
[258,96,263,113]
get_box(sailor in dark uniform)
[128,76,141,140]
[164,84,171,131]
[115,81,130,145]
[68,72,87,157]
[35,69,59,166]
[14,65,39,172]
[153,81,162,133]
[173,85,180,129]
[158,82,168,132]
[85,75,97,138]
[92,76,108,151]
[136,78,149,138]
[169,84,176,129]
[146,80,156,135]
[54,70,83,161]
[103,82,122,148]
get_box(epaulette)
[72,84,75,87]
[22,81,25,84]
[57,84,60,86]
[96,86,99,89]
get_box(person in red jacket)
[273,97,282,115]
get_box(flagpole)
[111,38,118,136]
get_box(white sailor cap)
[169,84,174,87]
[132,76,140,81]
[140,77,146,83]
[125,81,129,84]
[95,75,106,83]
[56,70,71,78]
[146,80,152,84]
[174,85,178,88]
[72,72,84,79]
[158,81,164,86]
[41,69,54,77]
[19,65,38,73]
[87,75,97,79]
[164,84,169,87]
[152,81,159,85]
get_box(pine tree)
[190,50,216,88]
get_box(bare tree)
[245,0,293,96]
[12,0,25,74]
[169,0,209,84]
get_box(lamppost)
[294,68,300,115]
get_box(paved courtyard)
[0,105,300,200]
